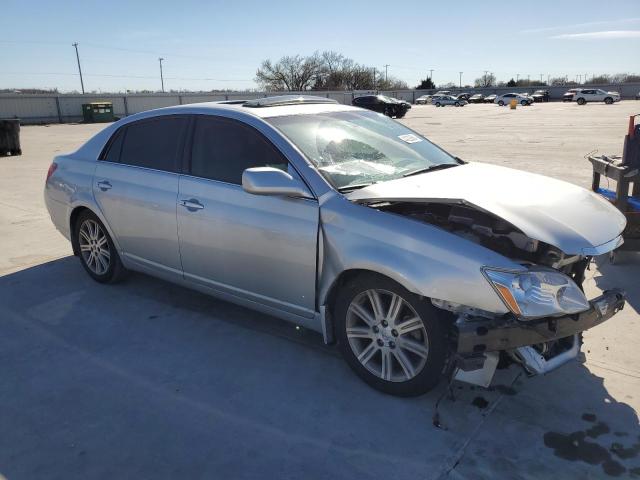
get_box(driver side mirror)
[242,167,313,199]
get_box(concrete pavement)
[1,101,640,479]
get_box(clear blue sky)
[1,0,639,92]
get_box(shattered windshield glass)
[266,110,457,190]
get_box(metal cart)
[588,114,640,262]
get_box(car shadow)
[1,256,639,479]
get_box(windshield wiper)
[402,163,458,178]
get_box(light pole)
[72,43,85,94]
[158,57,165,93]
[483,70,489,87]
[384,64,390,83]
[459,72,463,88]
[429,69,434,85]
[516,73,520,83]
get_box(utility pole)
[540,73,543,84]
[459,72,463,88]
[373,67,376,90]
[547,74,550,85]
[516,73,520,83]
[429,69,434,83]
[527,74,530,85]
[384,64,390,83]
[72,43,85,94]
[484,70,489,86]
[158,57,165,92]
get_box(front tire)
[75,210,127,283]
[435,102,441,107]
[521,100,527,106]
[604,97,613,105]
[334,273,448,396]
[498,100,504,106]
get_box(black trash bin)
[0,119,21,156]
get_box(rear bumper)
[456,289,625,355]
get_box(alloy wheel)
[346,289,429,382]
[79,219,111,275]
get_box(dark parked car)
[531,90,550,102]
[563,88,582,102]
[456,93,472,101]
[468,93,485,103]
[484,94,497,103]
[352,95,410,118]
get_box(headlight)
[483,268,589,319]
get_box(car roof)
[125,96,358,120]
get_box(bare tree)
[474,73,496,88]
[255,54,321,91]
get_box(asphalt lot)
[1,101,640,479]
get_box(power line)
[3,71,252,82]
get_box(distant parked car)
[531,90,550,102]
[484,94,497,103]
[573,89,621,105]
[432,95,467,107]
[434,90,451,96]
[394,98,412,109]
[456,93,472,101]
[352,95,410,118]
[563,89,582,102]
[468,94,485,103]
[416,95,431,105]
[494,93,533,106]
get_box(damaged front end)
[367,199,627,386]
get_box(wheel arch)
[68,204,122,256]
[320,267,426,344]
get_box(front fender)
[318,194,522,314]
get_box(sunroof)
[244,95,338,108]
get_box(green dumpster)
[82,102,114,123]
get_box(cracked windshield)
[268,110,458,190]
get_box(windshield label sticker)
[398,134,422,144]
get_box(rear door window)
[119,117,187,172]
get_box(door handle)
[179,198,204,211]
[97,180,112,191]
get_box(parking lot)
[2,100,640,479]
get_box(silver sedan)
[45,95,626,396]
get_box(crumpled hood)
[347,163,626,255]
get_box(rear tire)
[498,100,504,106]
[435,102,441,107]
[334,273,448,397]
[455,102,460,107]
[75,210,127,284]
[521,100,527,106]
[577,98,586,105]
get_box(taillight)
[46,162,58,182]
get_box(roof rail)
[244,95,338,108]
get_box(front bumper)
[456,289,625,355]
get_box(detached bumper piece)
[452,289,625,386]
[456,289,625,356]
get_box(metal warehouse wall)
[1,84,639,124]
